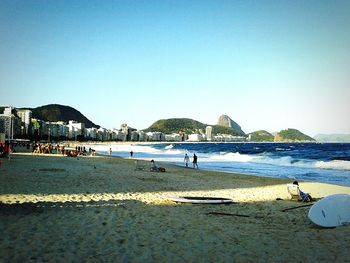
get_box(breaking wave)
[208,152,350,171]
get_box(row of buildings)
[0,107,246,143]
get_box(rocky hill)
[21,104,99,128]
[248,130,274,142]
[217,115,245,135]
[274,128,315,142]
[144,118,245,136]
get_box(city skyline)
[1,0,350,136]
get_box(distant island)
[0,104,343,143]
[247,130,274,142]
[274,128,315,142]
[313,134,350,143]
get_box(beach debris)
[160,195,233,204]
[207,212,250,218]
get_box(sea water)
[89,143,350,187]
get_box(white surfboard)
[160,195,233,204]
[308,194,350,228]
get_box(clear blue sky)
[1,0,349,136]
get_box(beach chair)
[287,184,310,202]
[134,160,145,171]
[287,184,302,201]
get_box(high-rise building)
[68,120,85,139]
[17,109,32,135]
[206,126,212,141]
[0,107,21,139]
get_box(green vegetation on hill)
[211,125,245,136]
[248,130,274,142]
[23,104,99,128]
[144,118,245,136]
[274,128,315,142]
[144,118,204,134]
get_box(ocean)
[89,142,350,187]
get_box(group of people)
[31,143,96,157]
[184,153,198,169]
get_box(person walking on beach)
[184,153,190,167]
[193,153,198,169]
[109,148,112,156]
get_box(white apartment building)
[68,120,85,139]
[213,134,246,142]
[85,127,98,140]
[97,127,109,141]
[0,107,21,139]
[146,132,164,141]
[137,130,147,141]
[187,134,204,142]
[17,109,32,135]
[165,133,183,142]
[206,126,213,141]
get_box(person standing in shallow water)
[184,153,190,167]
[192,153,198,169]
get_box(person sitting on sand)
[150,159,166,172]
[293,181,312,202]
[150,159,159,172]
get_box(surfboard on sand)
[308,194,350,228]
[160,195,233,204]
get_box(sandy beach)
[1,153,350,262]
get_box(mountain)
[314,134,350,143]
[248,130,274,142]
[22,104,99,128]
[217,115,245,135]
[144,118,245,136]
[274,128,315,142]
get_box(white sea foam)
[208,152,350,171]
[254,156,295,167]
[209,152,255,163]
[164,144,174,149]
[314,160,350,171]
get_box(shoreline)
[12,143,350,188]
